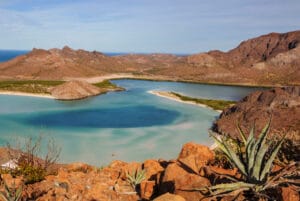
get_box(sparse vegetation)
[0,80,64,94]
[126,168,146,190]
[204,121,300,199]
[93,80,124,91]
[171,92,236,110]
[5,135,61,184]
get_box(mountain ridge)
[0,30,299,86]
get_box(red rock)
[140,180,155,200]
[161,162,210,201]
[178,142,215,174]
[153,193,186,201]
[143,159,164,180]
[281,186,299,201]
[213,86,300,162]
[1,174,24,189]
[66,162,93,173]
[208,166,238,177]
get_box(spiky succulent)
[126,168,146,190]
[204,120,299,198]
[0,181,22,201]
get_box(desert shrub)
[6,135,61,184]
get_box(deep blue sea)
[0,50,263,165]
[0,50,29,62]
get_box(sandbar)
[148,90,222,113]
[0,91,54,99]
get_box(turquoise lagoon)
[0,79,262,165]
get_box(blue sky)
[0,0,299,53]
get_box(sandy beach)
[148,90,222,113]
[63,73,135,83]
[0,91,54,99]
[63,73,176,84]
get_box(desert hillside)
[0,31,300,86]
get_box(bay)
[0,79,262,165]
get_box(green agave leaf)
[210,132,230,157]
[260,134,286,181]
[252,144,269,181]
[15,187,23,201]
[246,124,255,170]
[237,122,247,145]
[249,120,270,179]
[0,194,8,201]
[246,136,255,174]
[209,182,255,191]
[223,140,247,176]
[255,119,270,152]
[211,132,247,176]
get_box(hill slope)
[1,31,299,86]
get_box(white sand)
[63,73,135,83]
[148,90,222,113]
[0,91,54,99]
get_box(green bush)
[18,165,46,184]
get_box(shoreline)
[0,91,54,99]
[0,74,272,100]
[63,74,274,88]
[148,90,222,113]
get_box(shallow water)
[0,79,262,165]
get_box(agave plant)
[205,120,299,198]
[0,181,22,201]
[126,168,146,190]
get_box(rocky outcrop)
[213,86,300,139]
[1,142,298,201]
[177,142,215,174]
[153,193,186,201]
[226,31,300,67]
[50,80,102,100]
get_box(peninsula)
[148,91,236,111]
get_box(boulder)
[140,180,155,200]
[178,142,215,174]
[66,162,93,173]
[153,193,186,201]
[143,159,164,181]
[160,162,210,201]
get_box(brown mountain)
[0,31,299,86]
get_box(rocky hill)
[50,80,102,100]
[213,86,300,137]
[212,86,300,162]
[0,31,300,85]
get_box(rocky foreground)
[1,142,298,201]
[213,86,300,140]
[0,30,300,86]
